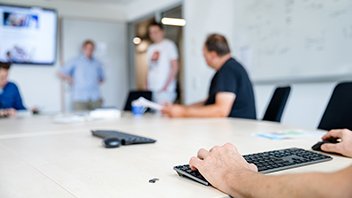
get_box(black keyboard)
[91,130,156,145]
[174,148,332,186]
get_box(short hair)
[0,62,11,70]
[204,34,231,56]
[148,22,164,31]
[82,39,95,48]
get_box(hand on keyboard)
[174,144,332,196]
[188,143,258,193]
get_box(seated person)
[189,129,352,197]
[162,34,256,119]
[0,62,26,117]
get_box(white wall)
[9,65,61,112]
[183,0,237,104]
[126,0,182,21]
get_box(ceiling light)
[133,37,142,45]
[161,17,186,27]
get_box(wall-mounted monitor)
[0,4,57,65]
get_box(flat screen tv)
[0,4,57,65]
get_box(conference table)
[0,113,351,198]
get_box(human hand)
[158,85,168,93]
[161,104,186,118]
[0,108,16,117]
[0,110,7,117]
[66,77,74,85]
[189,143,258,195]
[321,129,352,157]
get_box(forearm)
[145,72,149,90]
[227,166,352,198]
[188,101,205,107]
[183,104,228,118]
[162,61,178,90]
[57,72,72,82]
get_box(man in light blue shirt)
[58,40,105,111]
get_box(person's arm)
[57,60,75,84]
[97,62,105,84]
[190,143,352,198]
[144,50,151,91]
[57,71,73,84]
[13,85,26,110]
[162,92,235,118]
[144,78,149,90]
[227,165,352,198]
[188,100,206,107]
[57,71,70,79]
[160,59,179,92]
[160,42,179,92]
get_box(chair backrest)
[318,82,352,131]
[123,90,153,111]
[262,86,291,122]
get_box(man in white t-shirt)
[146,22,179,104]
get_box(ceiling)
[50,0,139,5]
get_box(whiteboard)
[232,0,352,82]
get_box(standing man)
[58,40,105,111]
[0,62,26,117]
[162,34,256,119]
[146,22,179,104]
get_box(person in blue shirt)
[58,40,105,111]
[0,62,26,117]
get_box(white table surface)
[0,114,351,198]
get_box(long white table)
[0,114,351,198]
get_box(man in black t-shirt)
[162,34,256,119]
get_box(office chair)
[262,86,291,122]
[123,90,153,112]
[318,82,352,131]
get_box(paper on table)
[254,130,322,140]
[89,109,121,119]
[53,114,86,124]
[132,97,163,111]
[53,109,121,124]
